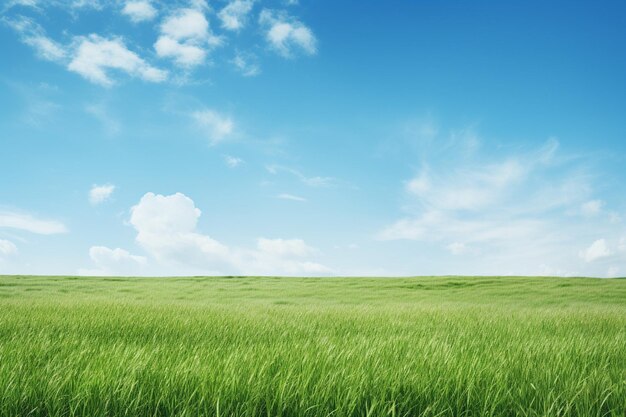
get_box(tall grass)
[1,275,625,416]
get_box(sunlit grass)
[1,275,625,416]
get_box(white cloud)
[130,192,232,268]
[122,0,157,22]
[231,51,260,77]
[580,239,612,263]
[257,238,315,257]
[245,238,330,275]
[25,35,66,61]
[581,200,603,217]
[5,16,66,62]
[218,0,254,31]
[87,245,147,275]
[224,155,243,168]
[277,193,306,202]
[68,35,168,86]
[89,184,115,205]
[266,165,335,187]
[0,240,18,259]
[160,8,208,40]
[192,109,234,144]
[155,8,221,68]
[380,138,589,245]
[5,2,319,85]
[128,192,330,275]
[447,242,468,255]
[380,211,543,244]
[0,212,67,234]
[154,36,206,67]
[259,9,317,57]
[4,0,40,9]
[376,135,624,276]
[405,159,526,211]
[70,0,102,10]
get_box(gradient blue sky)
[1,0,625,276]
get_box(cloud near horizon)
[378,133,625,277]
[82,192,331,276]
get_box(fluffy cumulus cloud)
[259,9,317,57]
[0,211,67,234]
[218,0,255,31]
[69,35,168,86]
[579,239,612,263]
[89,183,115,204]
[192,109,235,144]
[154,7,221,68]
[127,192,330,275]
[129,192,233,271]
[121,0,157,23]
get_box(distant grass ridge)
[1,275,625,416]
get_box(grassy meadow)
[0,275,625,417]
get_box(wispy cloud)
[3,16,66,62]
[224,155,244,168]
[192,109,235,145]
[0,211,67,234]
[85,103,121,135]
[0,239,18,259]
[580,200,603,217]
[277,193,306,202]
[377,128,623,276]
[231,51,260,77]
[266,164,335,187]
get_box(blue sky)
[1,0,625,277]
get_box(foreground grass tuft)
[1,275,626,416]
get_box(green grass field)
[1,275,625,417]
